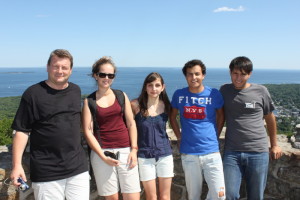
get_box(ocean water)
[0,67,300,99]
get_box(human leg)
[202,152,225,200]
[117,147,140,200]
[244,152,269,200]
[138,157,157,199]
[104,193,119,200]
[223,151,243,200]
[141,179,157,200]
[156,155,174,200]
[32,180,66,200]
[181,154,203,200]
[65,171,89,200]
[122,192,140,200]
[138,157,157,181]
[90,150,119,196]
[158,177,172,200]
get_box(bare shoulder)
[130,99,140,114]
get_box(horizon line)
[0,66,299,70]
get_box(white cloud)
[213,5,245,13]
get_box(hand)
[10,165,26,187]
[269,146,282,160]
[127,149,138,169]
[103,156,120,167]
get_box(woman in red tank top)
[82,57,140,200]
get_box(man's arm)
[10,131,29,186]
[216,107,225,138]
[264,112,282,160]
[169,108,181,140]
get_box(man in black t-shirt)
[10,49,89,200]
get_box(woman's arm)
[124,93,138,168]
[130,99,140,116]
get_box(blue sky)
[0,0,299,69]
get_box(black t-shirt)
[12,81,88,182]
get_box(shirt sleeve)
[262,86,275,115]
[212,88,224,109]
[11,93,34,133]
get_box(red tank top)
[95,99,130,149]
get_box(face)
[185,65,205,92]
[230,68,252,90]
[94,63,115,88]
[47,55,72,87]
[146,78,165,98]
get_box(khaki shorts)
[32,171,89,200]
[91,147,141,196]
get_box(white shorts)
[90,147,141,196]
[138,155,174,181]
[32,171,89,200]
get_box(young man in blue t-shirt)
[170,59,225,200]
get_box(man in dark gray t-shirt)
[219,56,282,200]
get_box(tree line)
[1,84,299,145]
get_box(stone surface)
[1,133,300,200]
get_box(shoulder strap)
[112,89,127,125]
[87,90,126,130]
[87,91,98,133]
[112,89,125,113]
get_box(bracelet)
[131,146,138,151]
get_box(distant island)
[0,71,34,74]
[0,84,299,145]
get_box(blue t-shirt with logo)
[171,86,224,155]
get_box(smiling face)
[230,68,252,90]
[185,65,205,93]
[47,55,72,89]
[146,78,165,99]
[94,63,115,89]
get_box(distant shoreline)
[0,72,34,74]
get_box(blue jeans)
[223,151,269,200]
[181,152,225,200]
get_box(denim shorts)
[90,147,141,196]
[138,155,174,181]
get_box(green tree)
[0,118,14,145]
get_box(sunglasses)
[96,72,115,79]
[104,151,120,160]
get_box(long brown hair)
[137,72,171,116]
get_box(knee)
[159,194,170,200]
[218,187,225,199]
[225,189,239,200]
[105,197,119,200]
[146,193,157,200]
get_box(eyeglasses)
[96,72,115,79]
